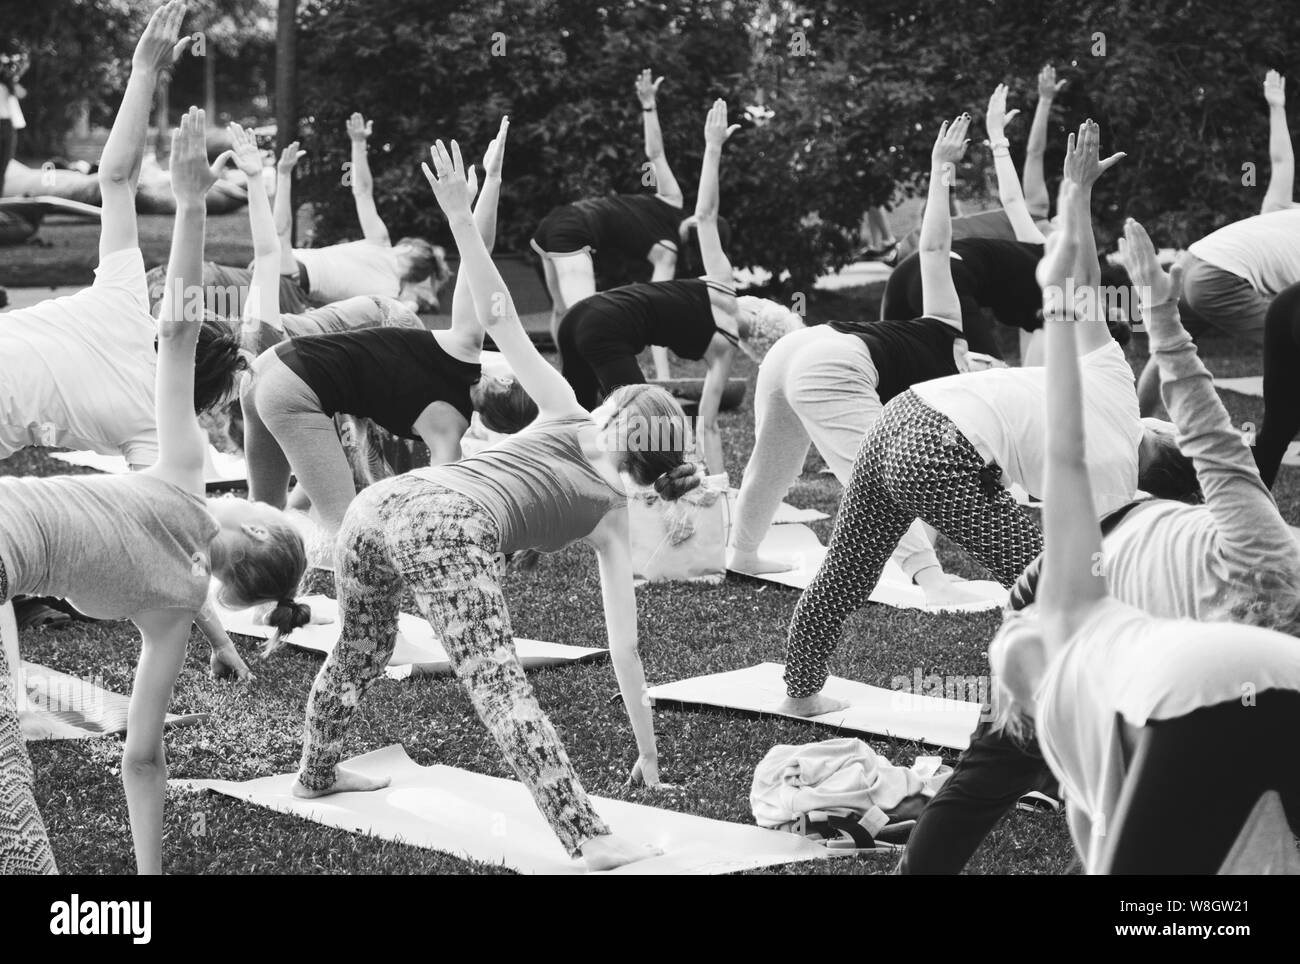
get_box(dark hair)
[476,378,538,434]
[1138,430,1202,502]
[603,383,700,501]
[194,314,248,414]
[267,598,313,638]
[654,462,702,501]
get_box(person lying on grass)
[0,105,310,876]
[554,99,799,474]
[288,135,701,872]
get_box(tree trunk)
[153,74,170,161]
[204,44,217,117]
[275,0,298,243]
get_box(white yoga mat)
[217,595,606,680]
[1214,376,1264,398]
[174,744,832,875]
[730,524,1008,613]
[19,661,206,741]
[724,489,829,525]
[49,446,247,485]
[648,662,983,750]
[1284,441,1300,468]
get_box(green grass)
[5,244,1295,875]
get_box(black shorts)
[530,204,594,259]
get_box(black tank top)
[573,194,682,260]
[827,316,961,403]
[581,279,734,360]
[277,328,480,438]
[949,238,1045,330]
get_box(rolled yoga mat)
[174,744,834,875]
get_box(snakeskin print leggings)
[784,390,1045,698]
[297,474,611,857]
[0,559,59,873]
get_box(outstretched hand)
[227,123,264,178]
[346,112,374,143]
[1062,119,1125,188]
[132,0,194,74]
[1117,217,1185,313]
[986,83,1020,140]
[171,107,230,203]
[1265,69,1287,107]
[932,113,972,168]
[421,139,475,219]
[703,98,740,148]
[482,115,509,179]
[1038,64,1068,99]
[635,68,664,109]
[276,141,306,175]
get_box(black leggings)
[556,310,646,410]
[1098,689,1300,874]
[1254,282,1300,488]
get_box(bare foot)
[581,834,663,872]
[292,766,391,799]
[778,693,851,717]
[728,548,796,575]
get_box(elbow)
[122,754,164,782]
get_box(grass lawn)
[5,224,1296,875]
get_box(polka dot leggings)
[784,390,1045,699]
[297,474,611,857]
[0,562,59,874]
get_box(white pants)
[731,325,941,578]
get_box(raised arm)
[1062,120,1125,353]
[636,69,683,207]
[1120,218,1300,570]
[446,117,509,356]
[152,108,228,489]
[272,141,305,274]
[1263,70,1295,213]
[986,84,1046,244]
[920,114,972,328]
[423,139,583,419]
[1036,178,1107,644]
[99,1,193,260]
[1023,66,1066,222]
[347,112,391,244]
[225,123,282,349]
[694,99,741,283]
[590,511,665,787]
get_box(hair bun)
[653,462,701,502]
[268,598,312,639]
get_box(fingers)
[450,139,465,177]
[1167,262,1185,304]
[1097,151,1126,173]
[209,150,234,177]
[1004,108,1021,125]
[172,35,194,61]
[419,161,438,190]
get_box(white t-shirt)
[910,339,1142,513]
[1188,207,1300,295]
[0,247,159,465]
[293,240,402,306]
[1036,596,1300,873]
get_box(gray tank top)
[415,413,628,554]
[0,473,219,618]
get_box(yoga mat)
[730,524,1008,613]
[49,446,247,486]
[1214,376,1264,398]
[174,744,832,875]
[647,662,983,750]
[725,489,829,524]
[1284,441,1300,468]
[217,595,606,680]
[18,662,206,741]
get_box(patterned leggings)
[0,560,59,874]
[297,474,611,857]
[784,391,1045,698]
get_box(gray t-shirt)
[0,473,218,618]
